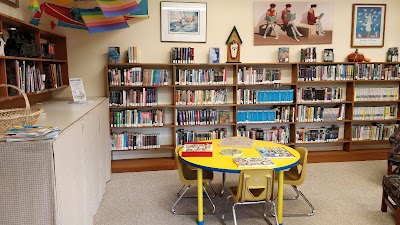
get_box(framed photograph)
[323,49,334,62]
[351,4,386,48]
[0,0,18,8]
[160,1,207,42]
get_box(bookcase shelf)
[107,61,400,165]
[0,13,69,109]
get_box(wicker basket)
[0,84,44,133]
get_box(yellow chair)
[282,147,314,217]
[222,169,278,225]
[172,146,216,215]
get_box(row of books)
[353,106,398,120]
[176,128,228,145]
[176,109,230,126]
[238,68,282,84]
[110,109,164,127]
[175,89,227,105]
[298,87,344,102]
[171,47,195,64]
[296,125,340,143]
[127,46,138,63]
[300,47,317,62]
[175,68,226,85]
[109,89,158,107]
[111,132,160,150]
[237,126,290,144]
[297,104,345,122]
[237,108,294,124]
[237,89,294,104]
[352,124,399,141]
[108,68,169,86]
[355,64,400,80]
[354,87,399,101]
[6,61,62,94]
[298,65,354,81]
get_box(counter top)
[35,97,108,131]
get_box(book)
[233,157,275,168]
[128,46,138,63]
[318,13,324,20]
[256,146,295,158]
[209,48,220,63]
[278,47,289,63]
[108,47,120,63]
[182,141,213,157]
[218,137,254,148]
[265,15,277,23]
[286,12,296,21]
[218,110,230,124]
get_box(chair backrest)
[236,169,275,202]
[175,146,189,182]
[294,147,308,185]
[389,127,400,163]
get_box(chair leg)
[177,185,185,196]
[172,185,216,215]
[283,185,314,217]
[208,181,217,198]
[381,189,388,212]
[263,200,278,225]
[222,195,232,221]
[232,203,238,225]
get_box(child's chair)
[171,146,216,215]
[281,147,314,216]
[222,169,277,225]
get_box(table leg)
[220,172,226,196]
[197,168,204,225]
[277,170,284,225]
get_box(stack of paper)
[2,126,61,142]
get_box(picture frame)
[351,4,386,48]
[160,1,207,43]
[323,49,334,62]
[0,0,19,8]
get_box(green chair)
[281,147,314,217]
[172,146,216,215]
[222,169,277,225]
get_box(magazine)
[265,15,277,23]
[256,146,295,158]
[286,12,296,21]
[233,157,275,168]
[278,47,289,63]
[3,126,61,142]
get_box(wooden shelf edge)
[111,157,176,173]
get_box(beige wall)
[1,0,400,97]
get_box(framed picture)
[160,1,207,42]
[0,0,18,8]
[323,49,334,62]
[351,4,386,48]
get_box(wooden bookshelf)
[0,13,69,109]
[107,61,400,171]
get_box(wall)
[1,0,399,97]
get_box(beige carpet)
[94,160,395,225]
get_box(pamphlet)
[69,78,90,103]
[233,157,275,168]
[256,146,295,158]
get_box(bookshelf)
[107,61,400,167]
[0,13,69,109]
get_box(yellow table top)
[179,139,300,173]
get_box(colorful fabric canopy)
[79,7,129,33]
[97,0,139,17]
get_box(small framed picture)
[323,49,334,62]
[209,47,220,63]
